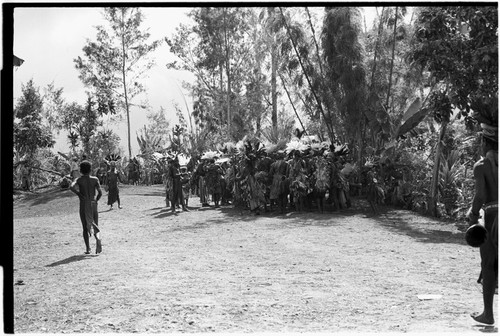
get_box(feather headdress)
[105,153,121,163]
[265,138,287,155]
[285,140,309,154]
[329,143,349,156]
[201,150,219,160]
[217,142,239,156]
[177,154,190,166]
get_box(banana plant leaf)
[395,98,426,138]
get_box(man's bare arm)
[95,180,102,202]
[470,162,486,223]
[69,179,83,199]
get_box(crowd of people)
[156,138,364,215]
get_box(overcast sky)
[12,6,378,156]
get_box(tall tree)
[409,6,498,216]
[42,82,65,134]
[14,79,54,162]
[74,7,161,159]
[167,7,256,144]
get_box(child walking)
[70,160,103,254]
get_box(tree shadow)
[374,210,467,245]
[45,254,98,267]
[26,188,75,206]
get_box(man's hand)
[468,208,480,225]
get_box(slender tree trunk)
[428,120,448,217]
[219,61,224,123]
[305,7,324,76]
[279,7,335,142]
[385,7,398,109]
[121,9,132,159]
[280,73,306,135]
[369,7,385,91]
[357,120,366,196]
[223,9,231,139]
[271,36,278,138]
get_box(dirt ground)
[12,184,497,333]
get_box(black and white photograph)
[5,2,498,334]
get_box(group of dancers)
[159,138,356,215]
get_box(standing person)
[20,163,32,191]
[95,161,108,186]
[180,165,191,207]
[193,160,209,207]
[169,157,187,213]
[163,157,173,208]
[205,159,222,207]
[468,123,498,325]
[70,156,81,180]
[106,161,122,210]
[269,152,290,213]
[69,160,103,254]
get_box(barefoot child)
[70,160,103,254]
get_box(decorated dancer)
[180,165,191,207]
[469,120,498,325]
[70,160,103,254]
[197,153,216,207]
[269,151,290,213]
[205,158,223,207]
[169,157,187,213]
[311,144,330,213]
[106,161,122,210]
[286,140,309,212]
[162,157,172,208]
[238,139,267,215]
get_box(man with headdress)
[163,156,173,208]
[192,156,210,207]
[269,151,290,213]
[205,158,223,207]
[468,120,498,325]
[288,149,308,212]
[169,156,187,213]
[106,160,122,210]
[180,165,191,207]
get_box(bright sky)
[12,6,378,157]
[13,6,195,156]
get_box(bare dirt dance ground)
[12,184,497,334]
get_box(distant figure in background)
[468,123,498,325]
[20,163,31,191]
[69,160,102,254]
[70,157,81,180]
[193,160,209,207]
[107,161,122,210]
[169,157,187,213]
[180,165,191,207]
[95,162,108,186]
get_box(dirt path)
[13,185,496,333]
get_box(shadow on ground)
[45,254,98,267]
[15,187,74,206]
[374,209,467,246]
[176,200,467,246]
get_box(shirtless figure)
[469,125,498,325]
[70,161,103,254]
